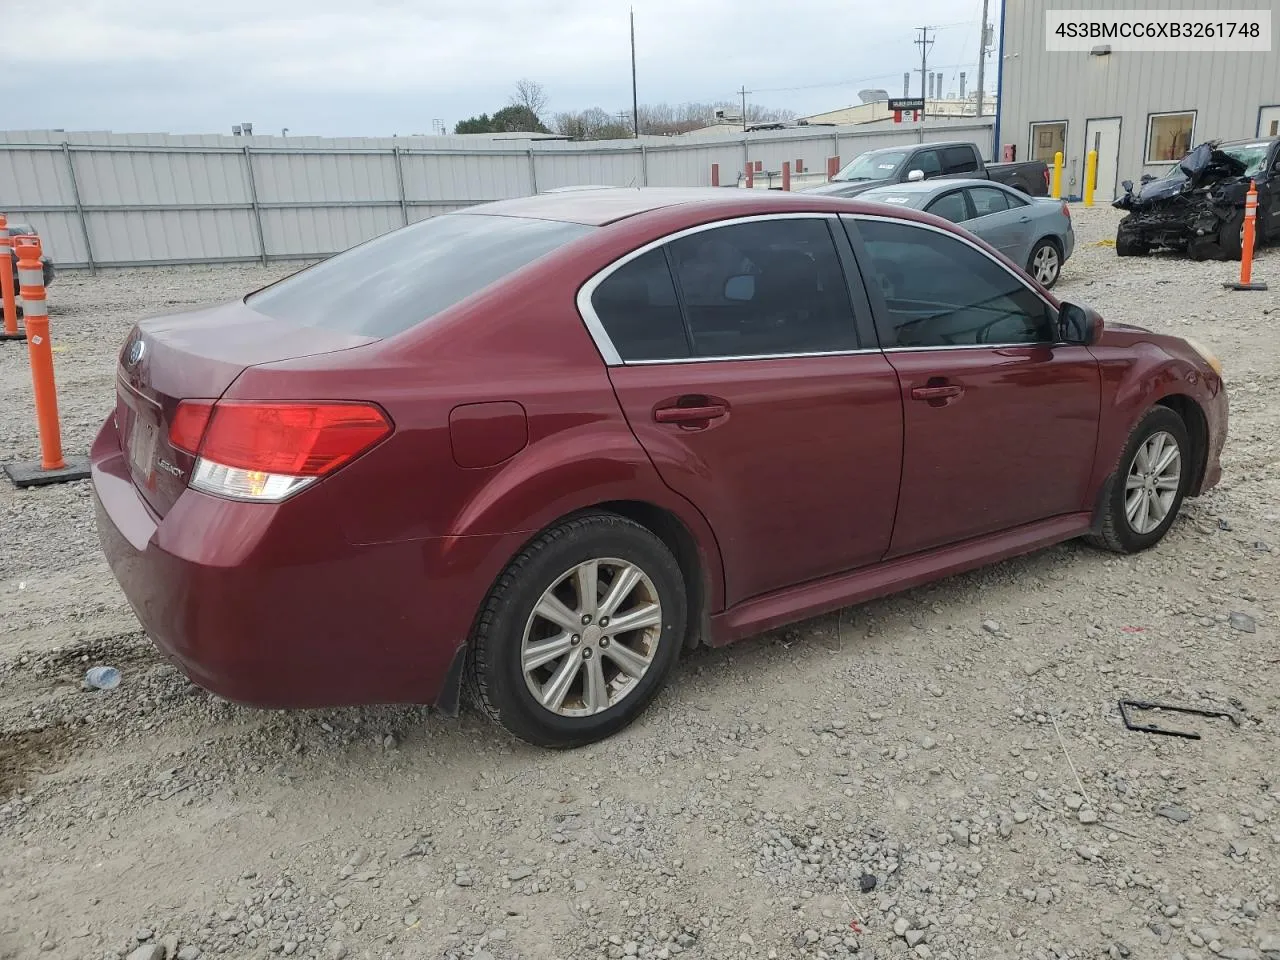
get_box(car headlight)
[1183,336,1223,376]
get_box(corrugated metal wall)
[0,120,993,269]
[999,0,1279,200]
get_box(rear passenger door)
[580,215,905,606]
[941,145,982,177]
[963,186,1033,258]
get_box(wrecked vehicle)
[1113,137,1280,260]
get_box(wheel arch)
[1154,392,1210,495]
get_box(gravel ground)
[2,206,1279,960]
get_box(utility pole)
[630,8,640,137]
[976,0,991,117]
[739,86,748,132]
[914,26,934,135]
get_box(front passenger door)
[844,215,1101,557]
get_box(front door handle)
[653,398,729,425]
[911,384,964,401]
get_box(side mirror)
[1120,178,1134,193]
[906,169,926,182]
[723,275,755,301]
[1057,301,1104,345]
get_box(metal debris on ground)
[1118,699,1240,740]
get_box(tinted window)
[925,191,969,223]
[968,187,1011,217]
[941,146,980,174]
[665,219,859,357]
[911,150,943,177]
[249,214,593,337]
[590,249,690,361]
[854,219,1054,348]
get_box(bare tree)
[511,79,549,120]
[553,108,632,141]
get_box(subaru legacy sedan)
[92,188,1227,748]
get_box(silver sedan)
[858,179,1075,288]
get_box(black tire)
[1088,406,1191,554]
[466,512,687,748]
[1026,237,1063,288]
[1115,220,1148,257]
[1218,209,1246,261]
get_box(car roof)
[860,178,1002,197]
[456,187,889,226]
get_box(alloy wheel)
[1033,245,1060,285]
[520,558,663,717]
[1124,430,1181,535]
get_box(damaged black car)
[1113,137,1280,260]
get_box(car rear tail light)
[1062,202,1071,219]
[168,400,215,454]
[173,400,392,502]
[1043,168,1051,189]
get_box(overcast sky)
[1,0,998,137]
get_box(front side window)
[925,191,969,223]
[665,219,860,358]
[1219,142,1271,177]
[1147,112,1195,164]
[967,186,1011,218]
[941,146,980,174]
[851,219,1054,349]
[911,150,943,178]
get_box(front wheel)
[1027,238,1062,288]
[1089,406,1190,554]
[467,513,687,748]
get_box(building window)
[1146,111,1196,164]
[1029,122,1066,163]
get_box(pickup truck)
[1113,136,1280,260]
[800,141,1050,199]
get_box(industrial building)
[996,0,1280,200]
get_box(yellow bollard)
[1083,150,1098,207]
[1051,151,1063,200]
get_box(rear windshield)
[248,214,593,336]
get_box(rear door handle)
[654,403,729,424]
[911,385,964,401]
[1018,215,1032,223]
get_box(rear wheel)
[467,513,687,748]
[1027,238,1062,288]
[1089,406,1190,554]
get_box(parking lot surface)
[2,206,1278,960]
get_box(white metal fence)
[0,120,993,270]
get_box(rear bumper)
[90,416,520,709]
[1062,226,1076,262]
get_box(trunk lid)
[115,300,376,517]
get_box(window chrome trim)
[576,212,851,367]
[844,212,1058,313]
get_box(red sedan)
[92,188,1228,747]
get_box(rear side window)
[968,187,1011,217]
[590,249,691,361]
[249,214,593,337]
[666,219,859,358]
[942,146,980,174]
